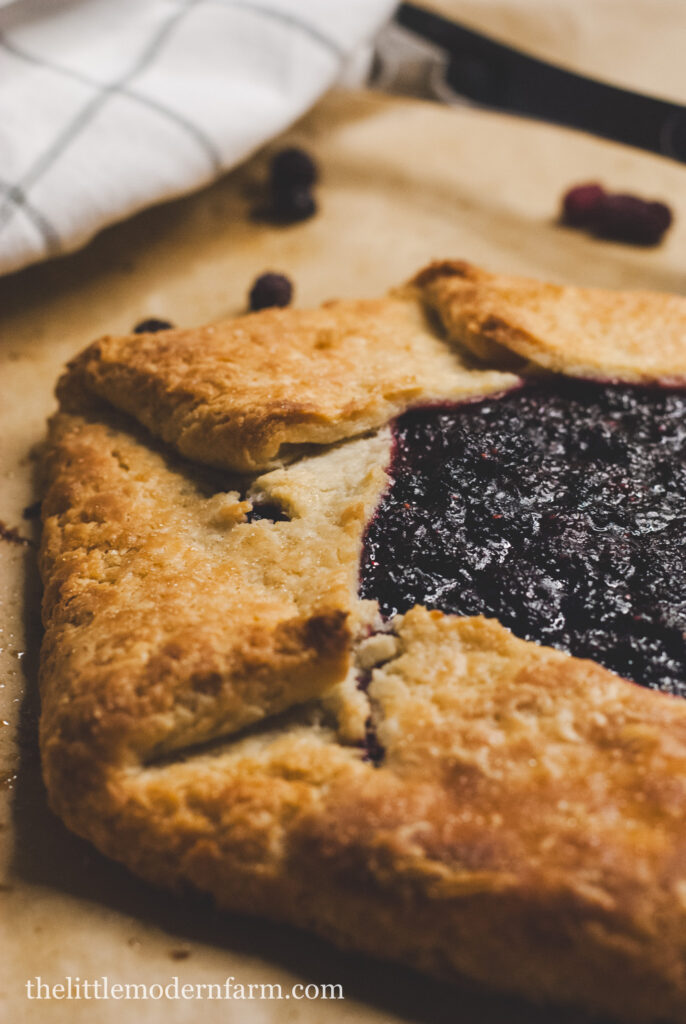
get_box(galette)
[39,261,686,1022]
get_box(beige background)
[2,88,686,1023]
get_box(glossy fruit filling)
[359,379,686,697]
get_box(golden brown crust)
[38,262,686,1022]
[41,607,686,1022]
[39,405,390,777]
[413,259,686,383]
[58,294,518,472]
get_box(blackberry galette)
[39,262,686,1022]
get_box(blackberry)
[270,147,318,190]
[133,318,173,334]
[248,272,293,311]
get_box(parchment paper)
[3,88,686,1024]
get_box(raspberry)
[561,182,673,245]
[561,183,606,227]
[133,318,173,334]
[592,195,673,246]
[248,272,293,311]
[270,147,318,190]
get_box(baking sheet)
[3,88,686,1023]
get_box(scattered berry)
[248,272,293,311]
[561,183,606,227]
[252,147,319,225]
[560,182,673,245]
[593,195,673,246]
[272,185,317,224]
[270,147,318,190]
[133,318,173,334]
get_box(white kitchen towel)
[0,0,396,276]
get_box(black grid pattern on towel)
[0,0,342,257]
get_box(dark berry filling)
[246,501,290,524]
[361,716,384,765]
[360,380,686,697]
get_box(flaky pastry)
[39,262,686,1022]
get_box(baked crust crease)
[39,262,686,1023]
